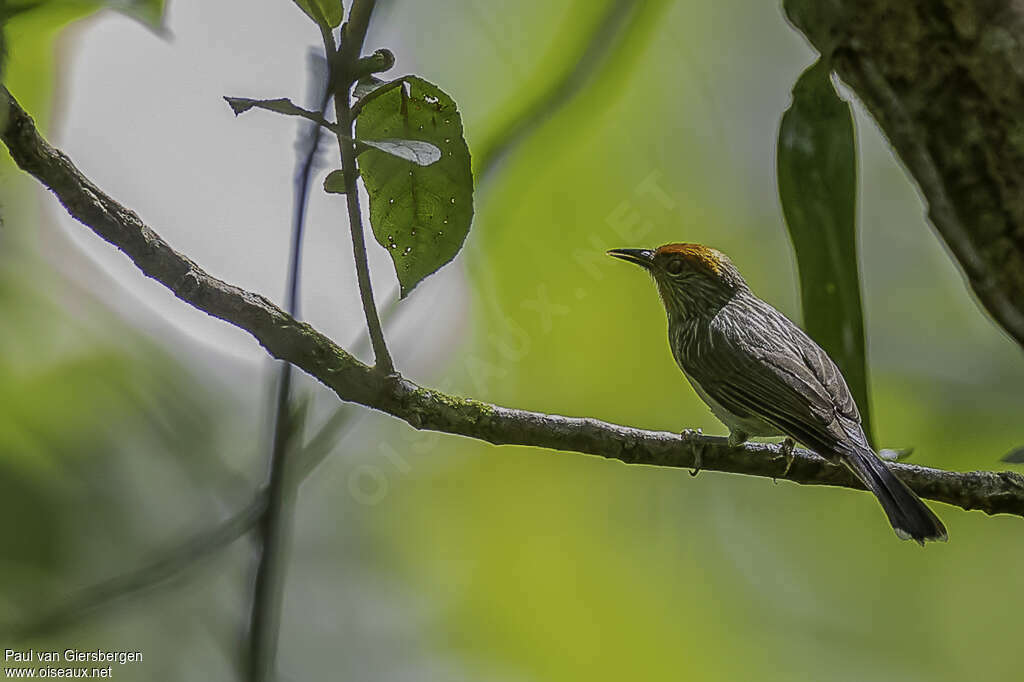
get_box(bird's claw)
[780,437,796,478]
[690,450,702,477]
[681,428,703,477]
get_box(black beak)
[607,248,654,270]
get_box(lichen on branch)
[3,85,1023,522]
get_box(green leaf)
[323,169,346,194]
[224,96,325,122]
[291,0,342,29]
[355,76,474,297]
[224,96,341,135]
[777,59,874,445]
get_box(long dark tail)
[842,446,947,545]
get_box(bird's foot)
[681,428,704,477]
[779,437,796,478]
[727,430,748,448]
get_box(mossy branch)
[3,85,1023,523]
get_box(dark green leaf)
[323,169,346,194]
[777,59,874,445]
[357,138,441,166]
[224,96,337,132]
[291,0,342,29]
[226,96,312,119]
[355,77,474,297]
[225,97,260,115]
[1001,446,1024,463]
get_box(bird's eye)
[666,258,684,275]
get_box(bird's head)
[607,243,747,319]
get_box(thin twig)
[248,6,391,674]
[246,56,332,682]
[324,0,394,374]
[247,366,297,682]
[3,83,1023,520]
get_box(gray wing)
[682,302,864,453]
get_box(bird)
[607,242,947,544]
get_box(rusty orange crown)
[654,243,726,275]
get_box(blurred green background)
[2,1,1024,680]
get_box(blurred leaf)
[291,0,342,29]
[0,349,135,471]
[323,169,346,194]
[0,0,44,22]
[0,261,235,616]
[358,138,440,166]
[0,0,165,30]
[0,462,66,579]
[1001,446,1024,463]
[777,59,873,445]
[355,76,474,297]
[102,0,165,29]
[1,0,165,97]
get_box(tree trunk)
[786,0,1024,348]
